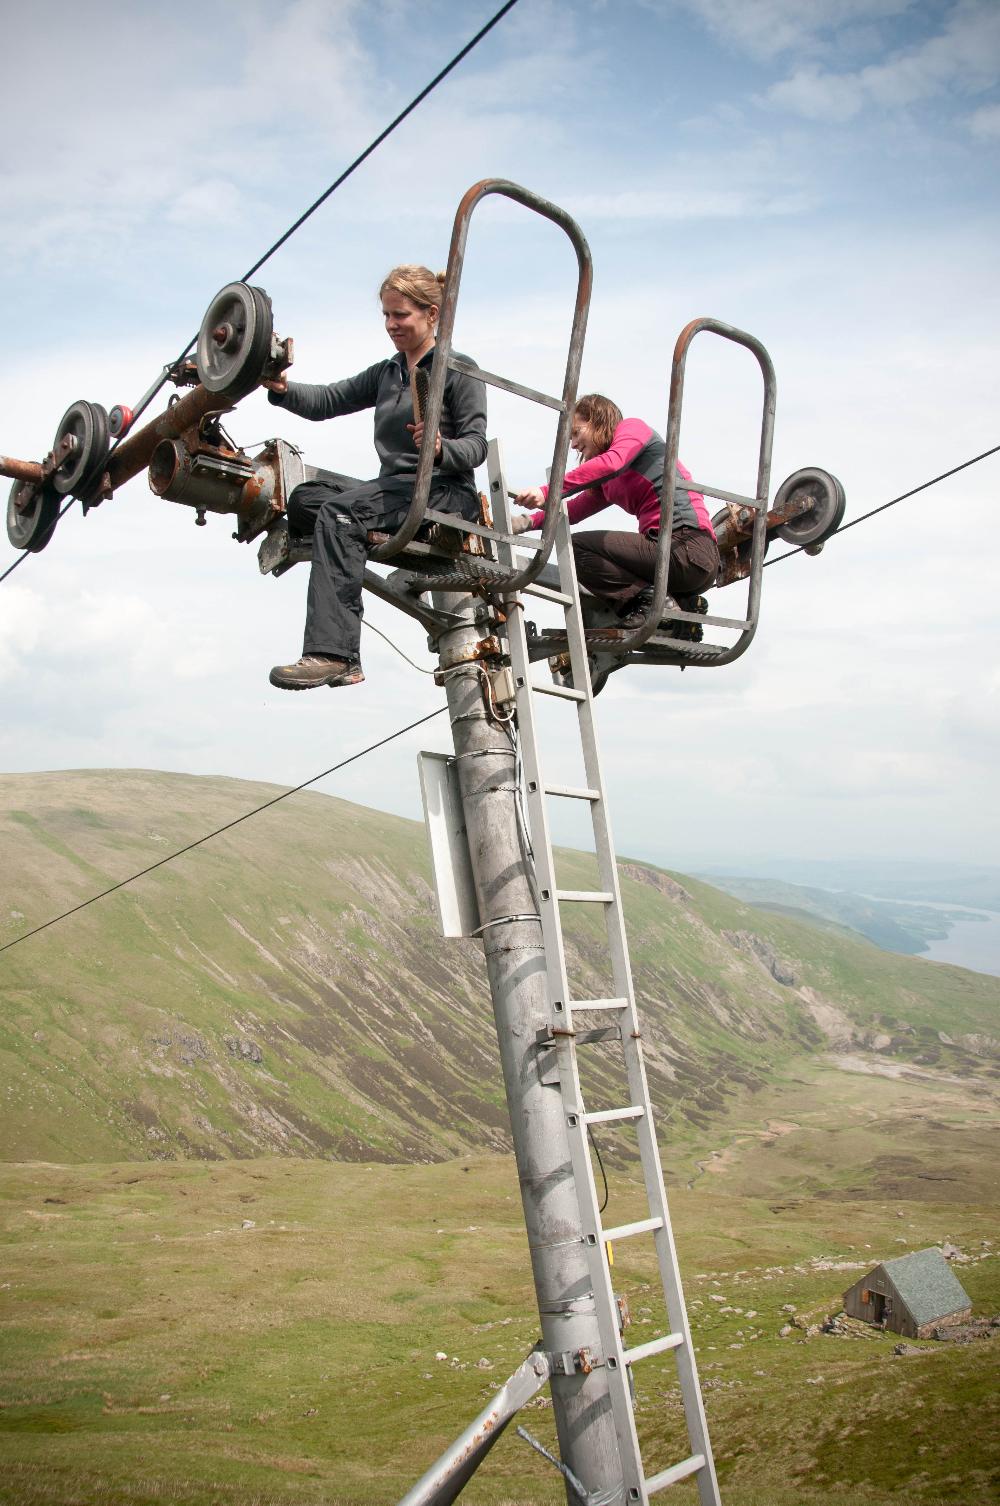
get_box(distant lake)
[866,897,1000,979]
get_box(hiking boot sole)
[269,664,365,691]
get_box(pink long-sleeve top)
[527,418,713,539]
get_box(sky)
[1,0,998,880]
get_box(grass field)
[2,772,998,1503]
[2,1067,997,1506]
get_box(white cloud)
[968,101,1000,138]
[764,0,1000,121]
[662,0,916,63]
[764,68,866,122]
[0,1,379,268]
[567,184,815,222]
[2,1,999,876]
[167,180,246,227]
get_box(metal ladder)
[489,442,722,1506]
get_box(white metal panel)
[417,751,481,939]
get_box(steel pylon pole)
[432,587,625,1505]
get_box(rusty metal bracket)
[433,636,504,681]
[546,1344,599,1375]
[167,360,201,389]
[263,333,294,386]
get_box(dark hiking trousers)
[573,525,720,605]
[287,476,478,660]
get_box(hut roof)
[881,1247,972,1325]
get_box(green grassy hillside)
[2,770,997,1169]
[1,770,998,1504]
[0,1155,996,1506]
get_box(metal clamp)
[433,635,505,680]
[545,1345,599,1376]
[470,913,541,936]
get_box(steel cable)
[1,0,522,579]
[0,705,446,956]
[108,0,522,436]
[763,443,1000,568]
[0,499,77,584]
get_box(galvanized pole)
[433,587,625,1506]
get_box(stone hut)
[843,1247,972,1338]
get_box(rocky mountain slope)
[2,769,997,1166]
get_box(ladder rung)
[532,680,586,701]
[555,890,614,903]
[582,1105,644,1126]
[646,1454,706,1495]
[573,1026,621,1045]
[622,1331,683,1366]
[544,783,600,802]
[568,997,629,1013]
[603,1215,663,1243]
[524,581,573,605]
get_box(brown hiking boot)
[268,655,365,691]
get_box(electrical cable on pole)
[0,705,446,956]
[362,619,436,675]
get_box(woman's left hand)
[408,421,442,459]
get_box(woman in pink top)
[512,393,719,626]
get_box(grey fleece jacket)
[267,346,487,486]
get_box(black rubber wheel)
[51,400,110,497]
[774,468,846,548]
[6,479,61,552]
[196,282,274,400]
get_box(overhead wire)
[7,444,998,943]
[107,0,522,437]
[0,705,447,957]
[763,442,1000,568]
[1,0,522,580]
[1,499,77,584]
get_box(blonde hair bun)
[379,264,445,311]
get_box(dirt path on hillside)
[686,1119,801,1189]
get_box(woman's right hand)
[263,374,288,395]
[513,486,545,509]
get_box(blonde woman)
[266,266,487,689]
[513,394,718,628]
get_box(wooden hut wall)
[843,1266,916,1337]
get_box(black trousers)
[287,476,477,660]
[573,526,720,605]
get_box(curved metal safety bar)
[615,316,776,666]
[368,178,593,596]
